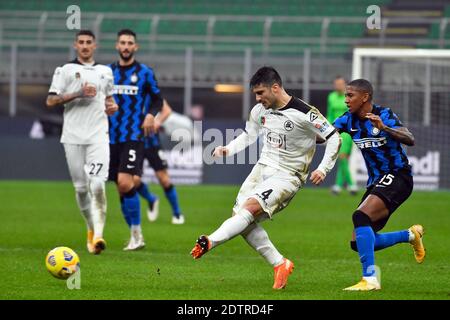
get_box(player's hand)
[80,82,97,98]
[212,146,229,157]
[142,114,155,137]
[105,98,118,115]
[365,113,386,130]
[310,170,325,185]
[154,118,162,133]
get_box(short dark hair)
[347,78,373,101]
[76,29,95,40]
[250,66,283,88]
[117,29,137,40]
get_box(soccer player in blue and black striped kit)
[108,29,163,250]
[333,79,426,291]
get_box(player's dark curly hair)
[348,79,373,101]
[117,29,137,40]
[250,66,283,89]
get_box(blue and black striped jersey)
[333,104,412,186]
[108,60,163,144]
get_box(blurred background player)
[136,99,185,225]
[327,76,358,195]
[46,30,118,254]
[108,29,163,251]
[333,79,425,291]
[190,66,341,289]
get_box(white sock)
[408,229,415,242]
[131,225,142,240]
[89,178,107,239]
[363,276,380,285]
[209,209,255,248]
[241,222,283,267]
[75,190,93,231]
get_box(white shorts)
[63,143,110,189]
[233,163,302,218]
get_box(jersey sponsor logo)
[354,137,387,149]
[284,120,294,131]
[130,73,138,83]
[266,131,286,148]
[309,112,318,122]
[350,128,358,132]
[113,85,139,95]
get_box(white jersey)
[48,59,114,144]
[226,97,337,183]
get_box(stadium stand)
[2,0,450,115]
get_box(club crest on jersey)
[260,116,266,125]
[130,73,138,83]
[284,120,294,131]
[372,127,380,136]
[75,72,80,79]
[309,112,318,122]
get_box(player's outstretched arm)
[223,106,261,157]
[366,113,414,146]
[310,131,341,185]
[46,83,96,108]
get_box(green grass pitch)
[0,180,449,300]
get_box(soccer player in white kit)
[46,30,118,254]
[190,66,341,289]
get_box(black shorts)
[109,141,144,182]
[359,169,413,231]
[144,145,168,172]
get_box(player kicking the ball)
[190,66,341,289]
